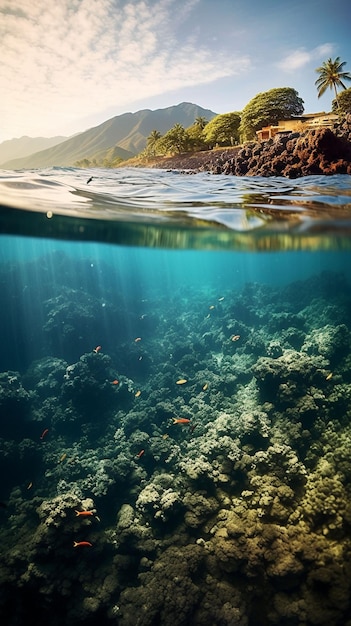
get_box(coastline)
[126,115,351,178]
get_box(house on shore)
[256,112,338,141]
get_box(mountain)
[0,135,68,167]
[2,103,217,169]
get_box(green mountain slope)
[3,102,217,169]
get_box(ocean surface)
[1,167,351,626]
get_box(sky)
[1,0,350,142]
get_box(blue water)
[1,168,351,625]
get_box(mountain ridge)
[2,103,217,169]
[0,135,69,167]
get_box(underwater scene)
[1,169,351,626]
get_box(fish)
[40,428,49,440]
[202,383,208,391]
[93,345,102,353]
[136,449,145,458]
[209,305,215,310]
[87,176,93,184]
[112,379,119,385]
[176,379,187,385]
[58,453,67,464]
[162,434,169,439]
[135,390,141,397]
[231,335,240,341]
[75,510,94,517]
[218,297,225,301]
[73,541,92,548]
[172,418,190,425]
[326,372,333,380]
[27,482,33,490]
[134,337,142,342]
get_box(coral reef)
[1,266,351,625]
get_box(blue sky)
[1,0,350,141]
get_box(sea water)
[1,167,351,625]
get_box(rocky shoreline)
[147,114,351,178]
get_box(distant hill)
[2,103,217,169]
[0,135,68,167]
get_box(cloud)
[277,43,335,72]
[0,0,251,138]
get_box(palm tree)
[315,57,351,108]
[194,116,208,130]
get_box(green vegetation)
[315,57,351,109]
[332,87,351,116]
[75,145,134,168]
[239,87,304,141]
[202,112,241,146]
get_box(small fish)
[27,482,33,490]
[40,428,49,440]
[138,356,143,361]
[87,176,93,184]
[231,335,240,342]
[326,372,333,380]
[135,390,141,397]
[209,305,215,310]
[93,345,102,353]
[73,541,92,548]
[202,383,208,391]
[58,453,67,464]
[162,434,169,440]
[75,510,94,517]
[134,337,142,342]
[112,379,119,385]
[176,379,187,385]
[218,297,224,301]
[136,449,145,459]
[172,418,190,425]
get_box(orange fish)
[176,379,187,385]
[112,379,119,385]
[134,337,142,342]
[231,335,240,342]
[75,510,94,517]
[172,418,190,425]
[136,449,145,459]
[93,345,102,353]
[135,390,141,397]
[73,541,92,548]
[40,428,49,440]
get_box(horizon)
[1,0,350,143]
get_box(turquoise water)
[1,168,351,625]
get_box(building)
[256,112,339,141]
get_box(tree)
[239,87,304,141]
[202,112,241,146]
[194,116,208,130]
[161,123,190,154]
[186,123,208,151]
[146,130,162,156]
[332,87,351,115]
[315,57,351,108]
